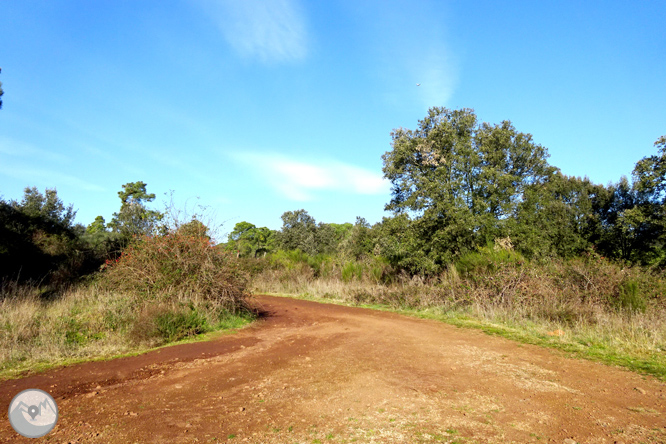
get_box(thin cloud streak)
[200,0,308,63]
[234,153,390,201]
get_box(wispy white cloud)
[233,153,390,201]
[199,0,308,63]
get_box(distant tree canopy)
[0,187,84,284]
[626,135,666,264]
[107,181,162,240]
[12,186,77,229]
[2,113,663,288]
[226,222,275,257]
[379,108,666,272]
[275,210,347,256]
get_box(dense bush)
[251,246,665,316]
[102,230,249,313]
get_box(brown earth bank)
[0,295,665,444]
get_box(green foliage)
[108,181,163,240]
[381,107,554,273]
[455,241,525,277]
[81,215,123,261]
[379,112,664,270]
[12,187,77,228]
[153,305,209,343]
[626,135,666,264]
[86,216,107,234]
[227,221,275,257]
[277,209,319,254]
[511,173,607,259]
[337,217,376,260]
[633,135,666,205]
[275,209,343,256]
[341,261,363,283]
[616,280,647,313]
[0,188,90,286]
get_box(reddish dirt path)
[1,295,665,443]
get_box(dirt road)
[1,295,665,443]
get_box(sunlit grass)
[0,282,254,378]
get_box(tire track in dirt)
[1,295,664,443]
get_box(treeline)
[0,181,169,289]
[2,107,664,287]
[226,108,666,274]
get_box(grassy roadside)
[0,318,253,381]
[261,291,666,381]
[0,284,255,380]
[0,231,256,380]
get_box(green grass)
[0,317,253,380]
[0,284,255,379]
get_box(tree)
[275,210,342,256]
[511,173,608,258]
[11,186,77,229]
[1,188,85,284]
[86,216,107,234]
[633,135,666,205]
[108,181,162,239]
[338,217,376,260]
[626,135,666,264]
[382,107,554,270]
[277,210,319,255]
[227,222,275,257]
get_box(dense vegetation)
[228,108,665,272]
[0,182,253,376]
[1,107,664,377]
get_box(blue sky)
[1,0,665,238]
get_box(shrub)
[102,230,249,313]
[153,305,209,343]
[455,243,525,277]
[616,279,647,313]
[128,303,209,345]
[341,261,363,283]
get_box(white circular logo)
[8,389,59,438]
